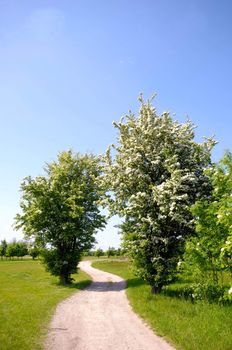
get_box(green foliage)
[29,246,40,260]
[94,248,104,257]
[222,286,232,304]
[168,282,230,304]
[5,240,28,259]
[116,247,123,256]
[221,234,232,271]
[106,246,116,257]
[103,96,215,292]
[6,242,15,258]
[15,150,105,283]
[41,248,81,281]
[186,151,232,282]
[0,239,7,258]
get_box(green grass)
[92,260,232,350]
[0,260,91,350]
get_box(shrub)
[167,282,231,304]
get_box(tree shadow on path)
[60,278,92,290]
[86,280,126,292]
[86,278,146,292]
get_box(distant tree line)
[85,247,124,258]
[0,238,124,261]
[0,238,123,261]
[0,239,40,260]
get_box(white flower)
[228,287,232,295]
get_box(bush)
[41,249,81,284]
[220,287,232,305]
[168,282,231,304]
[29,247,40,260]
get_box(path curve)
[45,261,175,350]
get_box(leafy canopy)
[15,150,105,283]
[186,150,232,280]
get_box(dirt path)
[45,261,175,350]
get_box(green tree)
[15,241,28,258]
[29,246,40,260]
[6,241,17,259]
[0,239,7,259]
[103,96,215,293]
[187,151,232,281]
[95,248,104,258]
[15,150,106,283]
[5,240,28,259]
[106,246,116,258]
[116,248,122,256]
[216,151,232,275]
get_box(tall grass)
[93,260,232,350]
[0,260,91,350]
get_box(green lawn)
[0,260,91,350]
[92,260,232,350]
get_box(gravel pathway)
[45,261,175,350]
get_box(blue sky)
[0,0,231,249]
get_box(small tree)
[15,241,28,259]
[15,150,106,283]
[0,239,7,259]
[103,96,215,293]
[95,248,104,258]
[29,246,40,260]
[187,151,232,281]
[106,246,116,258]
[116,248,122,256]
[6,241,17,259]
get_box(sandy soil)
[45,261,175,350]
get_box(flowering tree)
[103,96,215,293]
[15,150,105,283]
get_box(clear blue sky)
[0,0,232,249]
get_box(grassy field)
[0,259,91,350]
[92,260,232,350]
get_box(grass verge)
[0,260,91,350]
[92,260,232,350]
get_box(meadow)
[93,260,232,350]
[0,259,91,350]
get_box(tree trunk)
[151,285,162,294]
[60,269,72,284]
[60,273,66,284]
[60,272,68,284]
